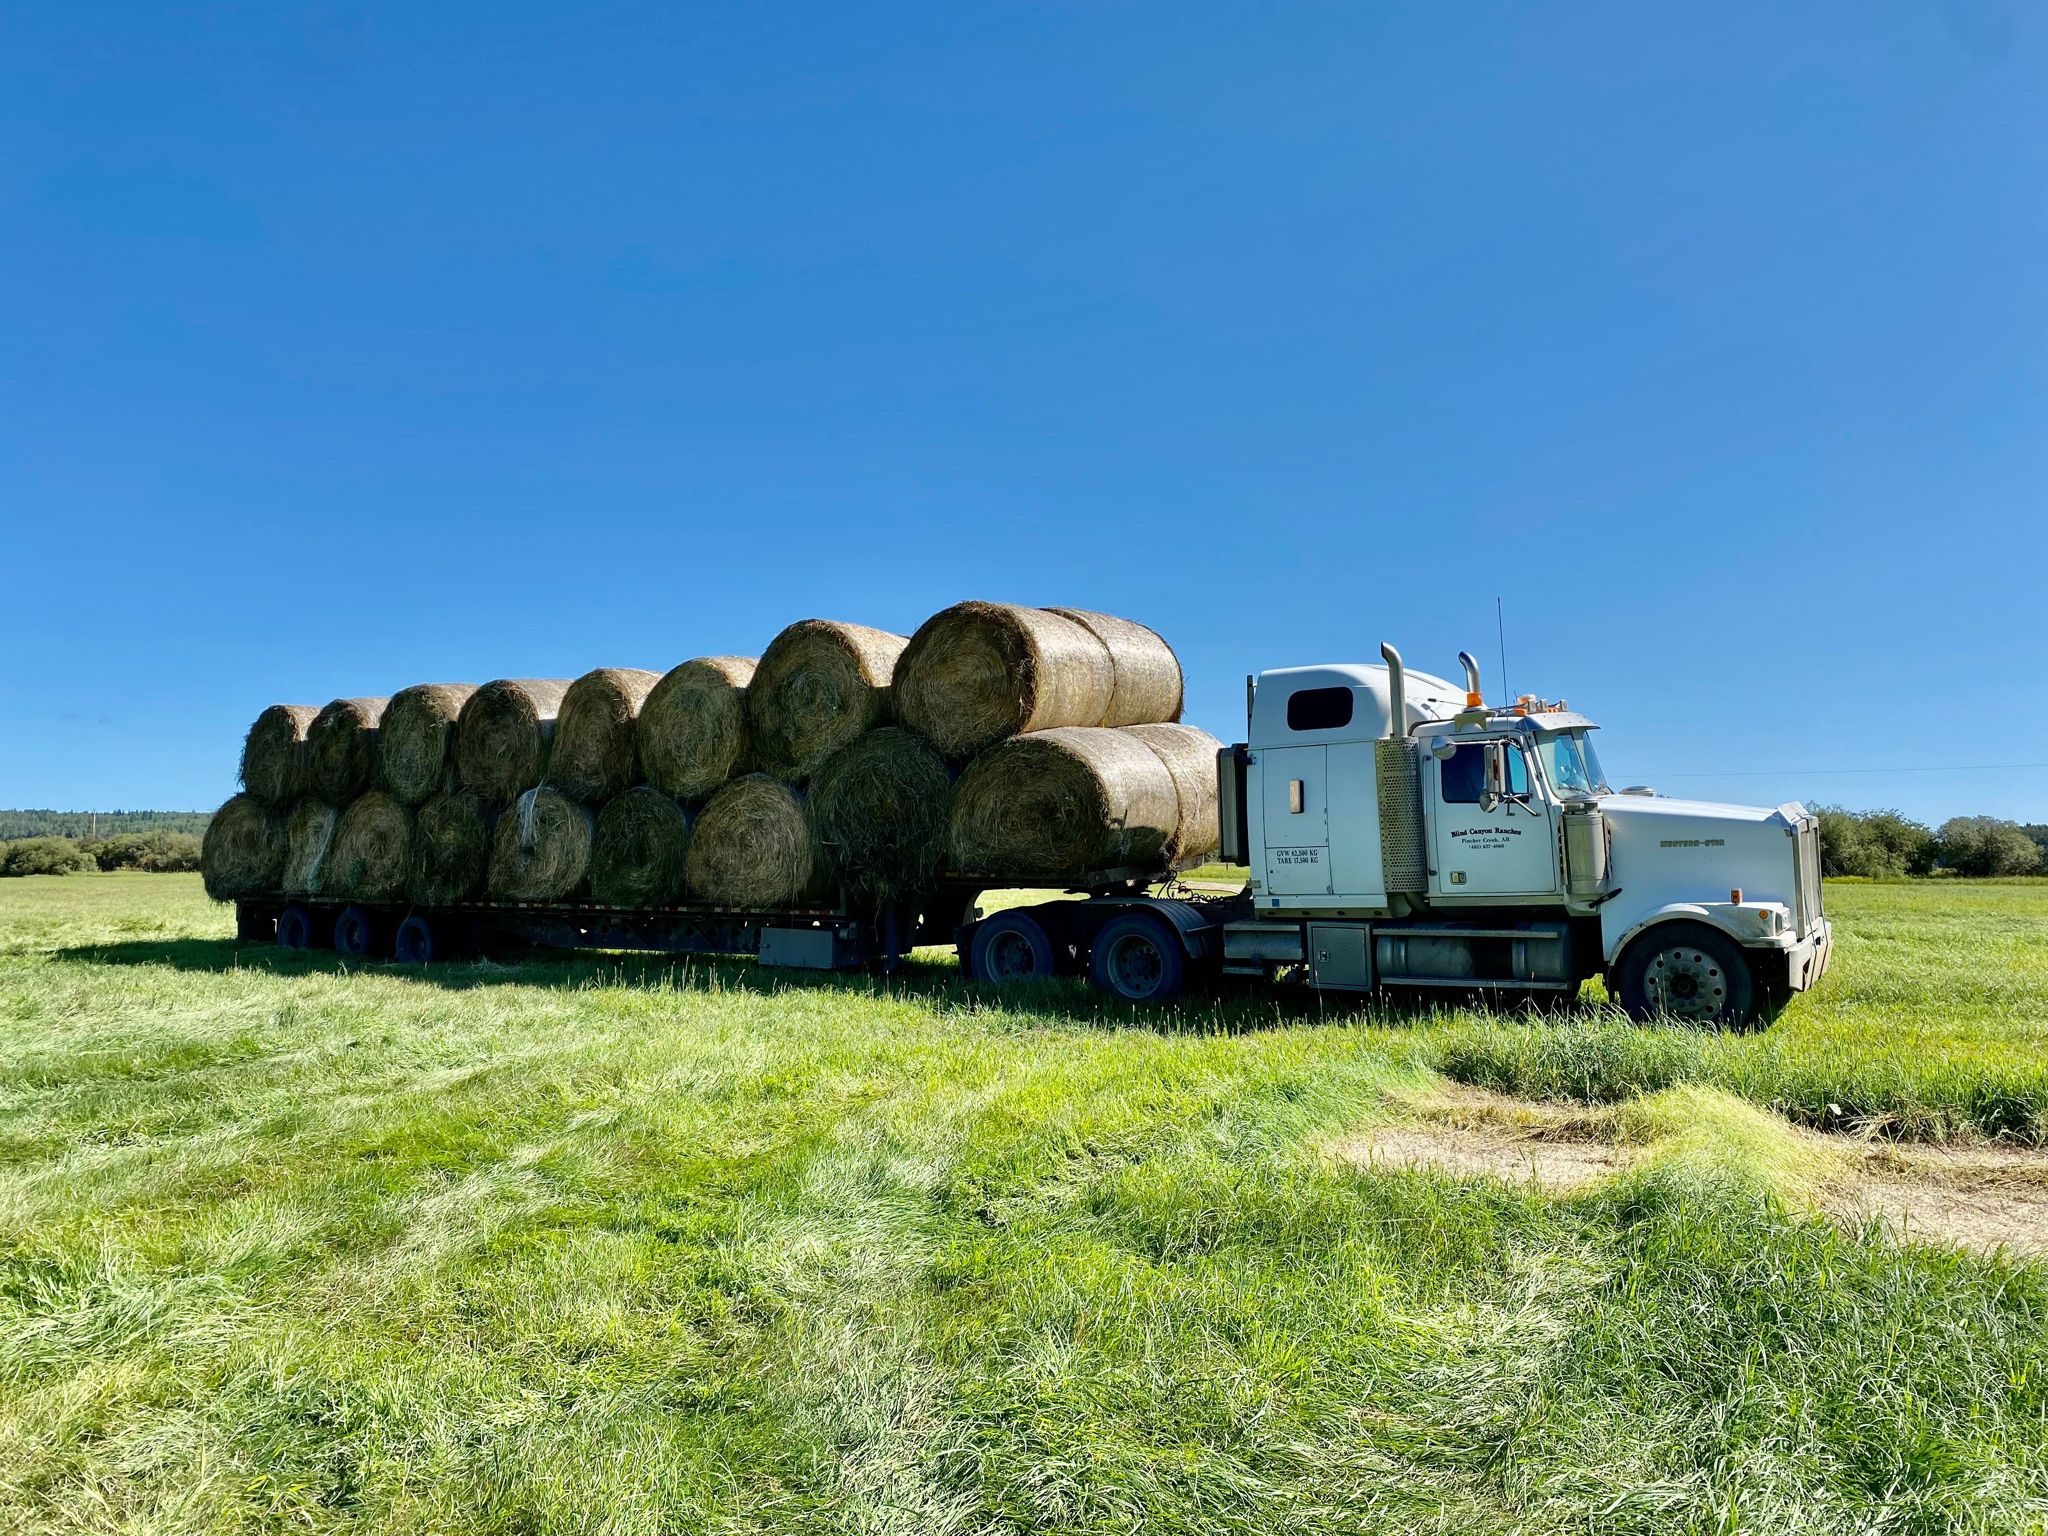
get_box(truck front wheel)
[1615,922,1756,1029]
[1088,912,1188,1005]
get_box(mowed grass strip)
[0,874,2041,1532]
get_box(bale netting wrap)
[201,794,286,900]
[685,774,825,908]
[894,601,1181,761]
[410,791,491,906]
[549,667,663,803]
[1046,608,1183,730]
[488,787,593,903]
[639,656,756,801]
[948,726,1183,881]
[811,727,954,900]
[457,679,573,805]
[306,697,390,805]
[749,620,908,781]
[327,791,414,902]
[1122,722,1223,864]
[282,800,341,896]
[378,683,477,805]
[590,787,692,906]
[240,704,318,807]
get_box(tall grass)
[0,875,2043,1531]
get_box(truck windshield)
[1537,730,1610,795]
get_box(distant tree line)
[0,830,204,877]
[0,809,212,839]
[1815,807,2045,879]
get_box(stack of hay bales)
[202,601,1219,917]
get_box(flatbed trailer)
[233,865,1182,973]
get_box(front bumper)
[1783,920,1833,994]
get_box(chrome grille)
[1794,819,1823,934]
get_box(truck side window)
[1285,687,1353,732]
[1505,745,1529,796]
[1441,744,1484,802]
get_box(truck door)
[1260,745,1331,895]
[1430,739,1558,899]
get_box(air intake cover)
[1375,738,1427,893]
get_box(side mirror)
[1428,736,1458,761]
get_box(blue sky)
[3,2,2042,823]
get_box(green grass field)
[2,874,2045,1533]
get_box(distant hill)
[0,809,213,840]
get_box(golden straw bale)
[1122,722,1222,863]
[749,621,907,781]
[684,774,824,907]
[327,791,414,902]
[377,684,477,805]
[240,705,317,806]
[410,791,492,906]
[949,726,1187,880]
[811,728,954,899]
[306,697,390,804]
[590,786,692,906]
[457,679,573,805]
[487,786,592,902]
[282,800,341,895]
[201,794,287,899]
[639,656,756,801]
[549,668,663,803]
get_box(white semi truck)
[959,644,1832,1028]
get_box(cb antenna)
[1496,596,1509,705]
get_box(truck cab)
[1225,645,1832,1026]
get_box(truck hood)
[1594,792,1823,943]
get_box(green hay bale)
[487,786,593,902]
[306,697,389,804]
[639,656,756,801]
[327,791,414,902]
[590,786,692,906]
[948,726,1185,880]
[282,800,341,896]
[410,791,491,906]
[377,683,477,805]
[749,620,907,782]
[811,727,954,900]
[201,794,286,900]
[684,774,824,908]
[550,668,664,803]
[239,704,317,807]
[894,602,1182,761]
[457,679,573,806]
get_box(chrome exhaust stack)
[1457,650,1481,704]
[1380,642,1407,737]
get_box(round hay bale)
[327,791,414,902]
[749,620,908,781]
[639,656,756,801]
[948,726,1182,880]
[378,683,477,805]
[410,791,491,906]
[684,774,823,908]
[1046,608,1183,728]
[892,602,1117,761]
[306,698,390,805]
[590,787,692,906]
[457,679,573,805]
[282,799,341,896]
[201,794,286,900]
[550,668,663,803]
[239,705,317,807]
[811,727,954,900]
[1123,722,1223,863]
[487,787,593,902]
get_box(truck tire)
[394,914,439,965]
[1616,922,1756,1029]
[967,911,1061,985]
[1088,911,1188,1005]
[276,902,318,951]
[333,904,384,961]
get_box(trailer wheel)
[333,905,383,961]
[276,902,317,951]
[394,914,438,965]
[966,911,1061,984]
[1616,922,1756,1029]
[1089,911,1188,1005]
